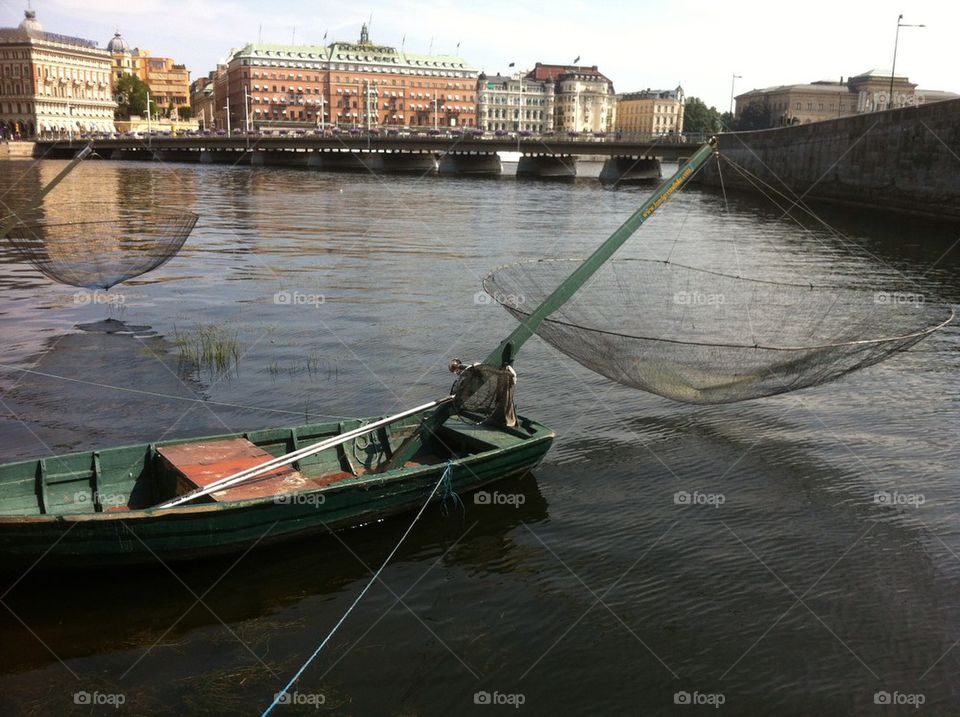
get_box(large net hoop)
[4,202,198,290]
[483,258,954,404]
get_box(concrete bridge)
[30,134,711,182]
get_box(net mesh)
[4,203,198,290]
[483,258,954,404]
[452,363,518,426]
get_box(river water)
[0,157,959,715]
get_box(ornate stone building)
[476,72,554,133]
[616,87,685,137]
[0,9,114,138]
[734,70,958,126]
[219,25,479,131]
[528,63,616,133]
[190,69,221,129]
[108,31,190,117]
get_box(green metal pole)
[485,136,718,368]
[380,137,718,472]
[0,143,94,241]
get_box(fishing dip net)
[4,202,198,290]
[483,258,954,405]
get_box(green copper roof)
[232,41,476,72]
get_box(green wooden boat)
[0,407,554,568]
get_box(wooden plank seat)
[157,438,347,503]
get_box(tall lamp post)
[889,15,925,110]
[729,74,742,117]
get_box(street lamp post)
[889,15,925,110]
[516,72,523,149]
[224,98,231,136]
[729,74,742,117]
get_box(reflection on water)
[0,159,958,715]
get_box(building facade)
[735,70,958,126]
[108,32,190,117]
[0,10,114,138]
[476,72,554,133]
[218,25,479,132]
[528,63,616,133]
[616,87,685,137]
[190,70,220,129]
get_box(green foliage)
[683,97,723,134]
[114,74,150,119]
[735,102,773,131]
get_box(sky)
[4,0,958,111]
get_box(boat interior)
[0,412,542,517]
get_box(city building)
[0,9,114,138]
[190,70,220,129]
[735,70,959,126]
[476,72,554,133]
[616,87,685,137]
[528,63,616,133]
[217,25,479,132]
[108,31,190,117]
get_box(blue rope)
[261,463,455,717]
[440,459,464,518]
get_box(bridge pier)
[379,151,438,173]
[108,149,155,161]
[200,150,249,165]
[599,156,661,184]
[251,150,310,168]
[437,153,501,176]
[310,151,381,171]
[155,149,201,163]
[517,155,577,179]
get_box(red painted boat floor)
[157,438,352,503]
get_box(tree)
[114,74,150,119]
[735,102,772,131]
[683,97,722,134]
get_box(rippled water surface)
[0,158,959,715]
